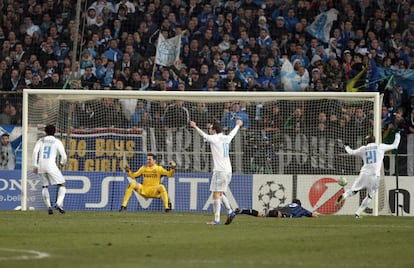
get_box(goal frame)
[21,90,382,213]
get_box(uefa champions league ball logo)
[258,181,287,210]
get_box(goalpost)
[21,90,385,215]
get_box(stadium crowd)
[0,1,414,114]
[0,1,413,147]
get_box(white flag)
[280,59,309,91]
[155,34,181,66]
[306,8,338,43]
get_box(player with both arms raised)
[119,153,176,212]
[336,132,401,218]
[190,119,243,225]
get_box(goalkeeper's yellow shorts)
[138,185,166,198]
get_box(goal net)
[21,90,386,215]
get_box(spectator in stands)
[130,100,150,128]
[236,61,257,89]
[190,102,214,130]
[163,100,190,129]
[256,65,280,91]
[29,74,42,89]
[256,28,272,51]
[351,107,370,139]
[218,68,243,91]
[116,51,137,74]
[263,102,283,142]
[291,44,310,69]
[3,69,25,91]
[138,74,151,91]
[325,38,342,59]
[325,56,345,92]
[89,0,116,16]
[103,38,123,63]
[44,72,64,89]
[1,133,15,170]
[0,102,11,125]
[186,70,205,91]
[203,77,219,91]
[250,135,275,174]
[221,102,251,130]
[110,99,129,128]
[126,70,140,89]
[160,69,178,91]
[283,107,305,134]
[6,102,20,126]
[81,66,98,89]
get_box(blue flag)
[306,9,339,43]
[378,67,414,96]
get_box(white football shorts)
[210,171,232,193]
[39,168,66,186]
[350,173,380,197]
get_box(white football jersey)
[199,125,240,172]
[345,133,401,176]
[33,136,67,173]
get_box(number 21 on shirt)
[365,150,377,164]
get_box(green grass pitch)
[1,211,413,268]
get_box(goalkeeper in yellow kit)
[119,153,176,212]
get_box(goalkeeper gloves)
[169,160,177,169]
[123,163,131,172]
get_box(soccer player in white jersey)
[190,119,243,225]
[336,132,401,218]
[32,125,67,214]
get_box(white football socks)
[213,199,221,222]
[220,194,232,213]
[42,187,51,208]
[56,186,66,208]
[356,196,372,215]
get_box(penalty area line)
[0,248,50,261]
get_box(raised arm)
[190,120,209,139]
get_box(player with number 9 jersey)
[33,135,67,174]
[32,125,67,214]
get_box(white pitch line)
[0,248,50,261]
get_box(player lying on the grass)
[233,199,319,221]
[336,132,401,218]
[119,153,176,212]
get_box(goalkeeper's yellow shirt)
[127,164,174,187]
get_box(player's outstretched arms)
[190,121,197,128]
[122,163,131,173]
[169,160,177,169]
